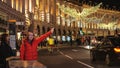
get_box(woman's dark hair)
[1,33,8,42]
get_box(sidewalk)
[38,44,93,50]
[37,44,71,50]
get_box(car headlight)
[114,48,120,52]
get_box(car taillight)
[114,48,120,52]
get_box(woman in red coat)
[20,28,54,60]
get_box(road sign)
[16,22,24,25]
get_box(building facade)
[0,0,120,43]
[0,0,25,35]
[81,3,120,37]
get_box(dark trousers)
[0,59,9,68]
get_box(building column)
[43,0,46,22]
[22,0,25,14]
[18,0,20,11]
[13,0,16,9]
[53,0,56,24]
[25,0,29,12]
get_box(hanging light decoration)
[97,21,118,30]
[80,3,102,18]
[56,3,102,21]
[57,2,119,30]
[81,14,106,23]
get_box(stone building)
[0,0,120,43]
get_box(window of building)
[62,17,65,26]
[41,11,44,21]
[56,16,60,25]
[66,19,70,27]
[46,12,50,23]
[77,21,80,27]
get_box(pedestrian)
[76,38,79,46]
[70,38,72,46]
[54,38,58,47]
[81,36,85,45]
[0,33,14,68]
[54,39,59,51]
[47,36,55,53]
[20,27,54,60]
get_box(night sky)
[79,0,120,11]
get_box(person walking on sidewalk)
[20,27,54,60]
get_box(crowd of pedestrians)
[75,36,97,46]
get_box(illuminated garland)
[63,13,106,24]
[57,3,79,18]
[97,21,117,30]
[80,3,102,18]
[57,3,118,30]
[81,14,106,23]
[57,3,102,20]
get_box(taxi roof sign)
[8,20,16,22]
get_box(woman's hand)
[50,28,54,33]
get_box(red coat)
[20,31,51,60]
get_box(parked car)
[96,36,104,43]
[96,36,104,41]
[90,36,120,65]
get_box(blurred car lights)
[84,45,95,49]
[114,48,120,52]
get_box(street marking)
[65,55,73,60]
[59,51,64,55]
[77,61,94,68]
[72,49,79,52]
[59,51,94,68]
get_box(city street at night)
[0,0,120,68]
[38,46,120,68]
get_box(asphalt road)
[38,47,120,68]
